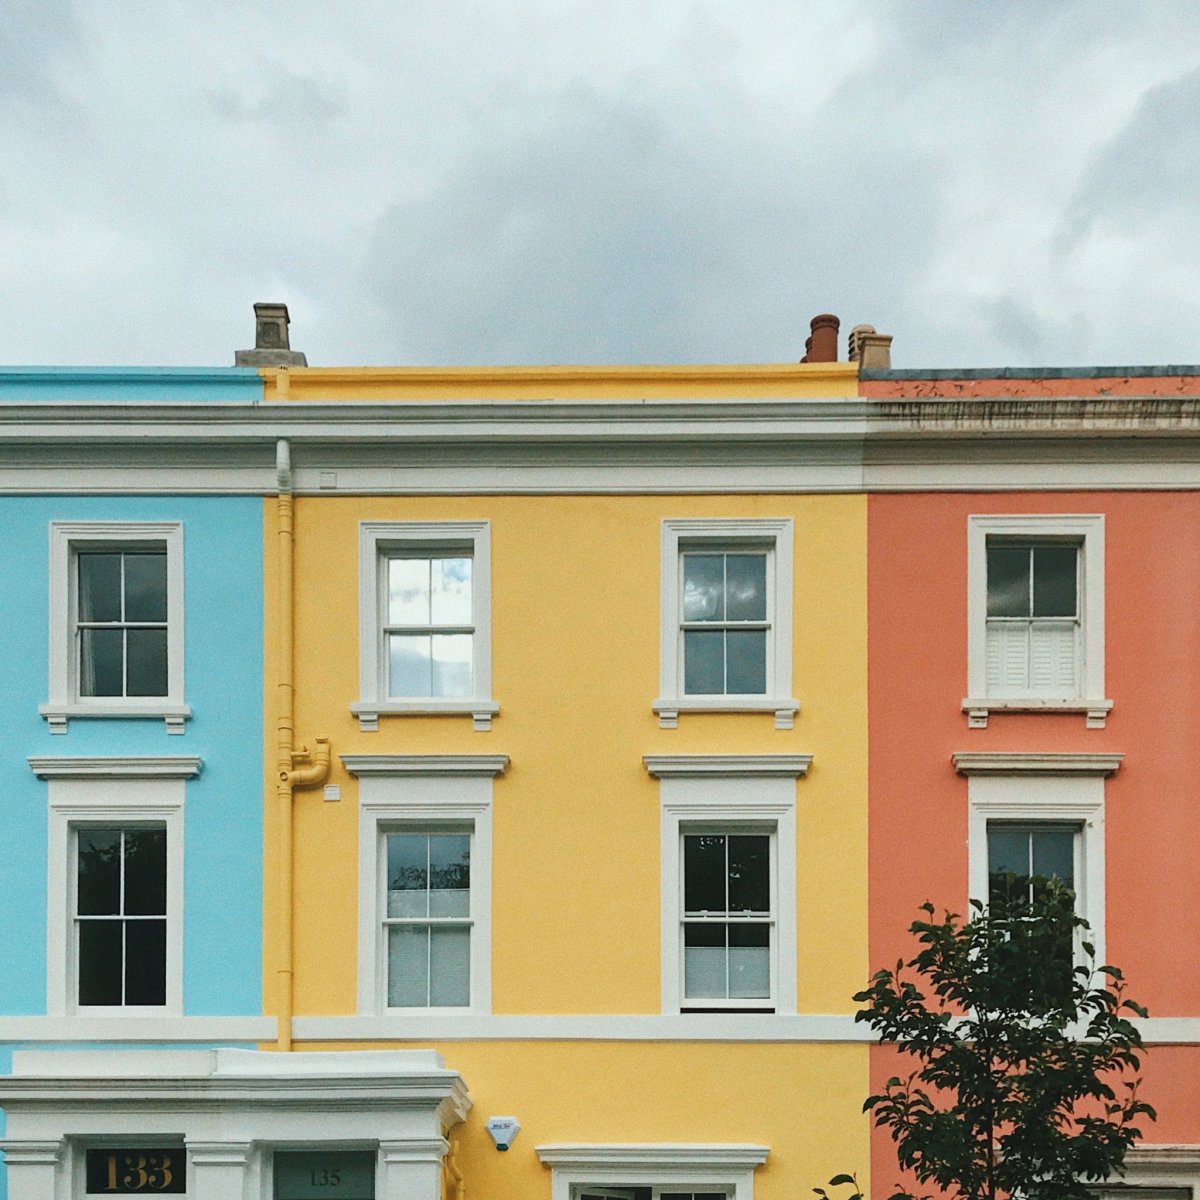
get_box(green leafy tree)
[853,884,1154,1200]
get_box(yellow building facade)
[262,362,870,1200]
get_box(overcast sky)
[1,1,1197,370]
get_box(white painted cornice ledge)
[644,754,812,778]
[291,1013,866,1042]
[340,754,509,777]
[1124,1145,1200,1170]
[0,1016,272,1042]
[28,755,203,779]
[952,752,1123,776]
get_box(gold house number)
[86,1149,185,1194]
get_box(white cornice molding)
[292,1013,866,1042]
[0,1015,271,1041]
[952,752,1123,776]
[0,1048,470,1121]
[8,394,1200,438]
[1124,1145,1200,1171]
[643,754,812,778]
[10,397,1200,495]
[536,1144,770,1169]
[28,755,203,779]
[340,754,510,777]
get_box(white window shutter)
[1029,620,1078,695]
[986,621,1030,693]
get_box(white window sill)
[962,697,1113,730]
[39,702,192,735]
[380,1006,479,1018]
[653,696,799,730]
[350,698,499,732]
[66,1005,182,1019]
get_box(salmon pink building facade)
[863,365,1200,1196]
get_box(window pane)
[389,633,432,697]
[988,826,1030,905]
[1031,828,1075,887]
[78,919,123,1005]
[429,835,470,917]
[729,923,770,998]
[725,629,766,694]
[387,835,428,918]
[987,544,1030,617]
[126,628,168,697]
[430,633,472,697]
[80,628,124,696]
[388,557,430,625]
[684,923,726,998]
[728,836,770,912]
[430,557,472,625]
[123,552,167,622]
[123,829,167,916]
[77,829,122,915]
[78,553,122,622]
[1032,545,1077,617]
[429,926,470,1006]
[683,630,724,694]
[388,925,430,1006]
[684,835,727,912]
[125,919,167,1005]
[988,827,1029,877]
[682,554,724,621]
[725,553,766,621]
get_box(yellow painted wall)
[264,492,868,1019]
[299,1040,870,1200]
[259,362,859,402]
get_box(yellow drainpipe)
[275,437,330,1051]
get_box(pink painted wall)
[867,488,1200,1180]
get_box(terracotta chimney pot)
[806,313,840,363]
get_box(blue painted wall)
[0,496,264,1017]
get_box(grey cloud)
[209,68,346,127]
[1062,65,1200,243]
[976,295,1090,365]
[360,82,940,365]
[0,0,80,104]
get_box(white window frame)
[964,514,1109,729]
[352,521,497,732]
[42,521,188,734]
[37,757,199,1019]
[655,518,796,730]
[346,754,507,1017]
[647,756,808,1016]
[537,1143,769,1200]
[1095,1146,1200,1197]
[955,751,1119,968]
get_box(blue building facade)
[0,369,269,1197]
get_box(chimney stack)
[847,323,893,370]
[801,313,840,363]
[234,303,308,367]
